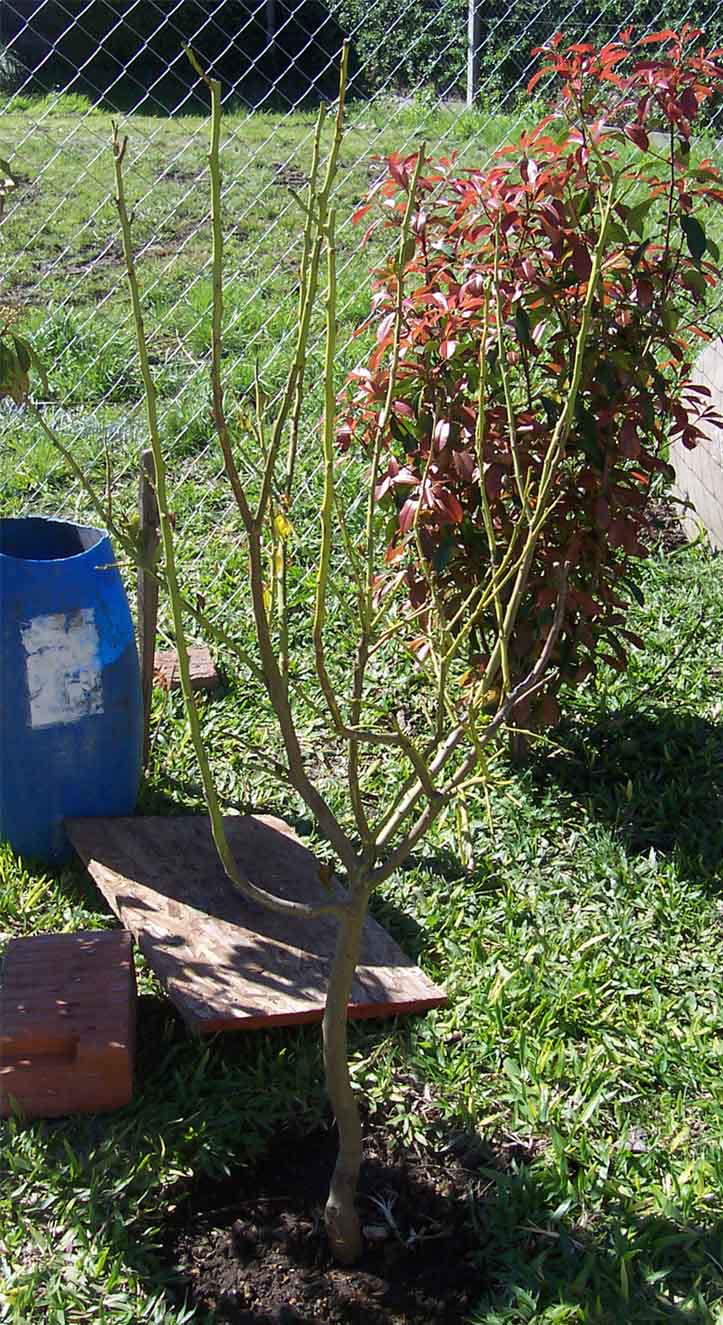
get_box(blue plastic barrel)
[0,517,142,863]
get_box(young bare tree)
[19,47,618,1263]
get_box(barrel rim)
[0,516,109,565]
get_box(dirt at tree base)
[162,1119,494,1324]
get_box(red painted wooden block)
[0,930,136,1119]
[154,646,218,692]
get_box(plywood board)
[67,815,447,1034]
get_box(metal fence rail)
[0,0,720,633]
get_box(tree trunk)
[322,890,367,1264]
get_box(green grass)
[2,537,723,1323]
[2,94,723,1323]
[0,92,526,554]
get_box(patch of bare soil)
[162,1118,494,1324]
[272,163,309,189]
[645,495,688,553]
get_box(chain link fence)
[1,0,721,630]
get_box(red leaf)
[399,498,417,534]
[484,464,505,501]
[679,86,698,119]
[638,28,678,44]
[594,496,611,528]
[607,518,626,547]
[376,312,395,345]
[527,68,550,93]
[388,158,409,190]
[351,202,372,225]
[433,419,452,449]
[624,123,649,151]
[634,277,654,308]
[439,339,458,360]
[573,591,600,618]
[520,157,539,187]
[619,420,640,459]
[452,450,476,482]
[361,219,380,248]
[433,489,464,523]
[461,273,486,299]
[571,242,592,282]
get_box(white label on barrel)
[22,609,104,729]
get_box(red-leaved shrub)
[340,26,723,728]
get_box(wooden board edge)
[183,991,449,1035]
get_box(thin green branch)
[255,43,349,527]
[186,58,255,528]
[363,148,426,614]
[494,226,530,521]
[113,121,347,923]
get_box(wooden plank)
[137,449,160,767]
[66,815,447,1034]
[0,931,136,1118]
[153,645,218,692]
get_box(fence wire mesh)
[1,0,721,635]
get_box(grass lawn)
[2,534,723,1324]
[0,93,524,511]
[2,93,723,1323]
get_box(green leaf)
[681,268,707,299]
[27,343,49,394]
[680,215,707,261]
[0,342,14,391]
[706,235,720,263]
[626,197,654,238]
[540,395,561,427]
[578,436,604,468]
[11,335,30,374]
[514,305,532,348]
[575,403,604,468]
[608,221,629,246]
[597,360,619,398]
[626,579,645,607]
[630,239,649,268]
[431,540,454,572]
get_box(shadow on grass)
[531,705,723,891]
[6,1,367,118]
[21,986,721,1322]
[470,1165,723,1323]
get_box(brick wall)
[671,339,723,551]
